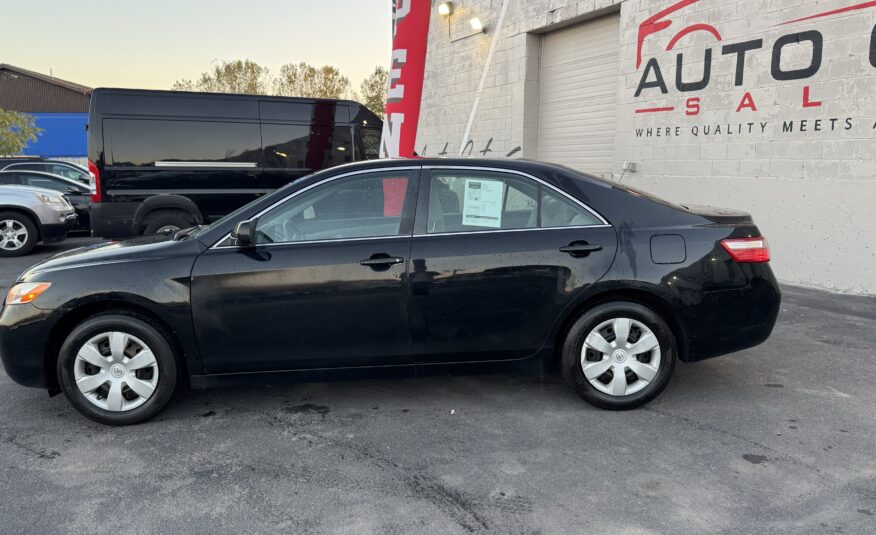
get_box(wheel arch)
[43,297,191,395]
[549,284,690,367]
[132,195,203,232]
[0,206,41,240]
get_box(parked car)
[0,158,91,186]
[87,87,383,239]
[0,185,76,256]
[0,170,92,231]
[0,158,780,425]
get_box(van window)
[360,128,381,160]
[262,124,353,170]
[106,119,262,167]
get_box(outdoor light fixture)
[469,17,484,32]
[437,2,453,16]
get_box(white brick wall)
[417,0,876,295]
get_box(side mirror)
[66,186,80,194]
[231,219,257,246]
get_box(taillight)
[721,237,770,263]
[88,159,102,202]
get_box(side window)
[106,119,262,166]
[254,172,412,244]
[262,124,353,170]
[0,173,20,185]
[49,164,84,181]
[540,189,602,228]
[427,172,537,233]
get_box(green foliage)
[274,63,352,99]
[171,59,271,95]
[0,109,42,155]
[359,66,388,119]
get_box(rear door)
[408,167,617,363]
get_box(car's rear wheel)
[57,313,178,425]
[142,209,196,236]
[562,301,676,410]
[0,211,38,257]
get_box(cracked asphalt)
[1,238,875,534]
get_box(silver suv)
[0,185,76,256]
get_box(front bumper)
[40,214,78,243]
[0,303,55,388]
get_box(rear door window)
[426,172,538,233]
[0,173,21,185]
[106,119,262,167]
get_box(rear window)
[106,119,262,167]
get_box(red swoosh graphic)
[666,23,723,50]
[781,0,876,24]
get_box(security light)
[438,2,453,16]
[469,17,484,32]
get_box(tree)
[172,59,272,95]
[274,63,352,99]
[359,66,388,119]
[0,109,41,155]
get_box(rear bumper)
[681,266,781,362]
[0,303,55,388]
[90,202,140,239]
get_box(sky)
[1,0,393,91]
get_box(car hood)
[20,235,206,280]
[0,184,64,197]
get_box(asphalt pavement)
[1,237,875,534]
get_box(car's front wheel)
[562,301,676,410]
[0,211,38,257]
[57,313,178,425]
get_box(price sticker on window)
[462,178,503,228]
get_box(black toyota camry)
[0,159,780,425]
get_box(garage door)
[538,14,620,178]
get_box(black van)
[87,88,383,238]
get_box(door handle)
[559,242,602,257]
[359,255,405,267]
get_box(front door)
[408,168,617,363]
[191,169,419,373]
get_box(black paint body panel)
[0,158,780,392]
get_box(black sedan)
[0,159,780,425]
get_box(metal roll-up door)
[538,14,620,178]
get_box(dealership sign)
[380,0,430,158]
[634,0,876,128]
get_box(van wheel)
[562,301,676,410]
[142,210,196,236]
[57,313,179,425]
[0,211,38,257]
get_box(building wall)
[416,0,876,295]
[22,113,88,158]
[0,70,90,113]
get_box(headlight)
[5,282,52,305]
[36,193,69,209]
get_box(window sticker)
[462,178,504,228]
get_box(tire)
[142,209,196,236]
[57,312,179,425]
[561,301,677,410]
[0,211,38,257]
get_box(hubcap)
[581,317,661,397]
[155,225,180,235]
[73,331,159,412]
[0,219,28,250]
